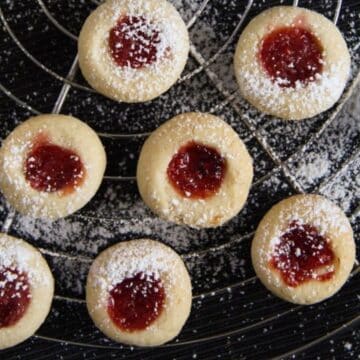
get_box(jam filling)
[167,141,226,199]
[259,26,323,87]
[270,220,335,287]
[107,272,165,332]
[109,15,163,69]
[24,136,85,193]
[0,267,31,328]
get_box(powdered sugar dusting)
[238,61,348,119]
[267,196,351,253]
[0,234,51,286]
[90,240,179,292]
[269,220,336,286]
[105,2,179,72]
[294,153,330,182]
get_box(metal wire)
[0,0,223,94]
[34,265,360,349]
[0,0,359,355]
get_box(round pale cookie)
[86,239,192,346]
[234,6,351,120]
[0,233,54,349]
[251,194,355,305]
[78,0,189,103]
[136,112,253,228]
[0,114,106,219]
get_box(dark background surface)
[0,0,359,359]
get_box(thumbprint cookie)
[252,194,355,304]
[136,112,253,228]
[78,0,189,102]
[0,114,106,219]
[86,239,192,346]
[234,6,350,120]
[0,233,54,349]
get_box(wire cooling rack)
[0,0,359,359]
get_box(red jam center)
[270,220,335,287]
[167,141,226,199]
[107,272,165,332]
[0,267,31,328]
[259,26,323,87]
[109,15,162,69]
[24,136,84,193]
